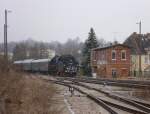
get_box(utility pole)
[4,9,11,61]
[136,21,142,77]
[137,21,142,34]
[4,9,8,59]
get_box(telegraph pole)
[136,21,142,77]
[139,21,141,34]
[136,21,141,34]
[4,9,8,59]
[4,9,11,61]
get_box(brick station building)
[91,44,131,78]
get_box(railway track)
[72,81,150,113]
[56,77,150,89]
[40,76,150,114]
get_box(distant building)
[124,32,150,77]
[47,49,55,59]
[0,52,13,60]
[29,49,55,59]
[91,44,130,79]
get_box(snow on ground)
[82,82,150,102]
[55,84,109,114]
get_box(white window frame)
[112,50,116,60]
[121,50,126,60]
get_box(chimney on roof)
[147,33,150,36]
[109,43,113,46]
[146,33,150,39]
[132,32,138,37]
[114,41,118,45]
[132,32,143,38]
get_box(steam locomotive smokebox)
[49,55,79,76]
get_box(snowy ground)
[37,75,149,114]
[82,82,150,102]
[55,84,109,114]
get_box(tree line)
[0,27,113,76]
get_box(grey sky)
[0,0,150,43]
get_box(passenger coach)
[14,55,79,76]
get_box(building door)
[112,69,117,78]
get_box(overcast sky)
[0,0,150,43]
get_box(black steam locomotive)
[14,55,79,76]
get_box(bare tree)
[29,43,39,59]
[63,37,83,62]
[13,42,28,60]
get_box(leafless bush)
[0,57,61,114]
[18,76,61,114]
[0,56,8,73]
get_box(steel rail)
[71,81,150,113]
[58,77,150,89]
[41,77,149,114]
[51,80,118,114]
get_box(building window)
[112,50,116,60]
[121,50,126,60]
